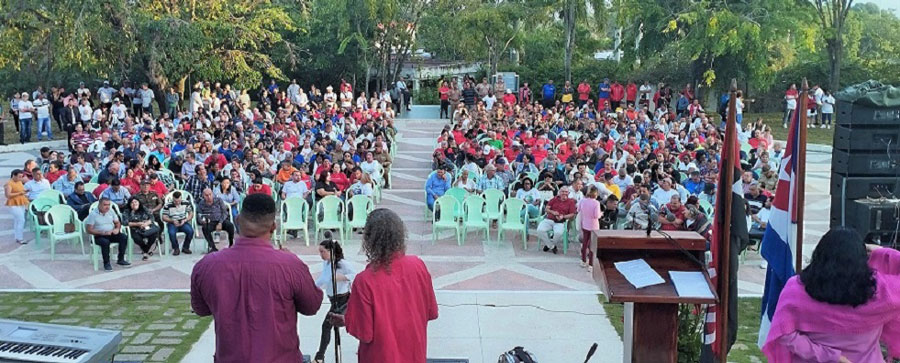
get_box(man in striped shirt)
[162,191,195,255]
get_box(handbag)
[64,223,76,233]
[135,223,160,238]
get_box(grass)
[601,297,766,363]
[745,112,834,146]
[1,118,68,146]
[0,292,211,363]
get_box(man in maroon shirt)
[191,193,322,363]
[333,208,438,362]
[537,186,577,254]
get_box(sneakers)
[543,246,550,252]
[551,246,558,255]
[103,263,113,272]
[580,260,587,268]
[182,248,192,255]
[117,260,131,266]
[142,253,149,261]
[208,247,219,253]
[782,123,787,129]
[759,260,769,269]
[586,265,593,273]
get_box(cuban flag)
[757,105,803,347]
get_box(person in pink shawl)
[762,227,900,363]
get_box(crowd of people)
[4,78,397,271]
[427,75,788,270]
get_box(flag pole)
[717,78,739,360]
[795,79,809,273]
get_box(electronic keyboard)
[0,319,121,363]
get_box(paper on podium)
[614,259,665,289]
[669,271,714,298]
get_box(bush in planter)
[677,304,705,363]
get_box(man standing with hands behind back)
[191,193,322,363]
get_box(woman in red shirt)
[329,163,350,192]
[336,209,438,362]
[438,81,451,119]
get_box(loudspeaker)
[845,199,900,238]
[829,173,900,227]
[833,125,900,152]
[836,100,900,127]
[831,149,899,176]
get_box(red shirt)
[345,254,438,363]
[626,83,638,101]
[502,93,517,105]
[150,180,168,197]
[331,172,350,192]
[46,170,66,184]
[610,83,625,101]
[439,86,450,101]
[546,196,576,223]
[577,83,591,101]
[191,236,323,363]
[205,154,228,170]
[247,183,272,196]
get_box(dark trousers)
[403,90,411,109]
[581,229,594,266]
[133,103,143,118]
[316,293,350,359]
[130,227,159,254]
[201,220,234,249]
[440,100,450,118]
[9,110,19,132]
[167,222,194,251]
[95,233,128,265]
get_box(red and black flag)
[700,84,749,363]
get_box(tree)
[559,0,607,82]
[813,0,854,92]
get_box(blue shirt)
[542,84,556,100]
[684,179,705,195]
[598,82,610,98]
[425,173,451,198]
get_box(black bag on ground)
[497,346,536,363]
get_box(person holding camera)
[658,193,686,231]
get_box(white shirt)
[33,98,50,118]
[287,83,300,99]
[651,187,679,207]
[281,180,309,199]
[814,87,824,104]
[17,100,33,119]
[316,260,355,297]
[140,89,154,107]
[112,104,128,120]
[99,86,115,103]
[483,95,497,110]
[79,105,92,121]
[613,174,633,192]
[822,95,835,114]
[639,84,653,100]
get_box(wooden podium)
[592,230,717,363]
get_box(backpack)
[497,346,536,363]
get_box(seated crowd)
[426,76,785,270]
[4,79,396,271]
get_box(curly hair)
[800,227,875,307]
[362,208,407,271]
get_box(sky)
[861,0,900,15]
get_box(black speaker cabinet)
[832,149,899,176]
[836,100,900,127]
[833,125,900,152]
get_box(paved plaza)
[0,106,835,362]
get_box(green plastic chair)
[432,196,461,245]
[445,187,468,219]
[89,173,99,183]
[86,202,133,270]
[525,172,538,184]
[38,190,66,204]
[462,195,489,245]
[83,183,100,194]
[28,198,61,248]
[315,195,345,241]
[481,189,505,226]
[523,199,545,249]
[345,195,374,240]
[46,205,85,260]
[699,199,714,216]
[280,197,310,247]
[498,198,527,248]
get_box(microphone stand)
[324,231,342,363]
